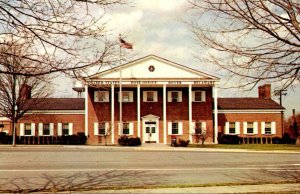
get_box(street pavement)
[0,144,299,193]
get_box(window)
[172,122,179,134]
[94,91,109,102]
[123,122,130,135]
[265,122,271,134]
[229,122,235,134]
[119,91,133,102]
[98,122,106,135]
[247,122,254,134]
[25,123,31,135]
[193,91,206,102]
[147,91,154,102]
[62,123,69,136]
[43,123,50,136]
[171,92,179,102]
[195,122,202,134]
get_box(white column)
[111,84,115,144]
[213,84,219,143]
[163,84,167,144]
[188,84,193,143]
[84,85,88,137]
[137,84,141,138]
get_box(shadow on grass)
[0,170,160,193]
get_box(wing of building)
[0,55,284,145]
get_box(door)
[144,121,157,143]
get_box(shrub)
[178,139,190,147]
[272,137,282,144]
[118,136,141,146]
[218,134,240,144]
[0,132,11,144]
[282,133,296,144]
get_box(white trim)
[20,123,24,136]
[213,85,218,143]
[31,123,35,136]
[201,122,207,134]
[163,84,167,144]
[94,122,99,135]
[178,122,183,135]
[271,122,276,134]
[85,85,88,137]
[111,84,114,143]
[49,123,54,136]
[69,123,73,135]
[129,122,134,135]
[137,84,141,138]
[225,122,229,134]
[57,123,62,136]
[39,123,43,136]
[216,110,284,114]
[261,122,265,134]
[188,84,193,143]
[243,122,247,135]
[253,122,258,134]
[235,122,240,134]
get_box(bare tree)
[0,0,127,77]
[194,126,211,146]
[0,41,51,146]
[188,0,300,90]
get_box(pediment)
[141,114,160,120]
[88,55,219,80]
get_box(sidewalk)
[57,183,300,193]
[0,143,299,154]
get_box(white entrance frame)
[141,114,160,143]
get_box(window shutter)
[143,91,147,102]
[235,122,240,134]
[178,91,182,102]
[94,91,99,102]
[192,121,195,134]
[153,91,158,102]
[201,122,206,135]
[94,122,99,135]
[118,122,122,135]
[31,123,35,136]
[105,91,109,102]
[261,122,265,134]
[167,91,172,102]
[57,123,62,136]
[271,122,276,134]
[168,122,172,135]
[129,122,134,135]
[201,91,206,102]
[105,122,109,135]
[178,122,183,135]
[129,91,134,102]
[39,123,43,136]
[20,123,24,136]
[243,122,247,134]
[192,91,195,102]
[50,123,54,136]
[69,123,73,135]
[225,122,229,134]
[253,122,258,134]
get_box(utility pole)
[274,89,287,136]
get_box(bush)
[178,139,190,147]
[272,137,282,144]
[218,134,240,144]
[0,132,12,144]
[118,136,141,146]
[282,133,296,144]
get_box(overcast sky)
[54,0,300,118]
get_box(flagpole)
[119,42,123,135]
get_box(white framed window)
[58,123,73,136]
[94,91,109,102]
[38,123,54,136]
[168,122,183,135]
[143,91,158,102]
[94,122,109,136]
[261,121,276,135]
[118,122,134,135]
[194,122,206,135]
[167,91,182,102]
[225,122,240,135]
[192,91,206,102]
[243,122,258,135]
[20,123,35,136]
[119,91,133,102]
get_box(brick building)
[3,55,284,145]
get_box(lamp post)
[274,89,287,136]
[12,105,17,147]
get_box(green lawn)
[189,144,300,151]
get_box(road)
[0,146,299,192]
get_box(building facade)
[4,55,284,145]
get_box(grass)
[188,144,300,151]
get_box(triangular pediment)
[88,55,219,80]
[141,114,160,120]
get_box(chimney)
[19,84,32,100]
[258,84,271,99]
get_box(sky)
[53,0,300,119]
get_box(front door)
[144,121,158,143]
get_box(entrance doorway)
[141,114,160,143]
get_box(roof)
[26,98,84,110]
[218,98,284,110]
